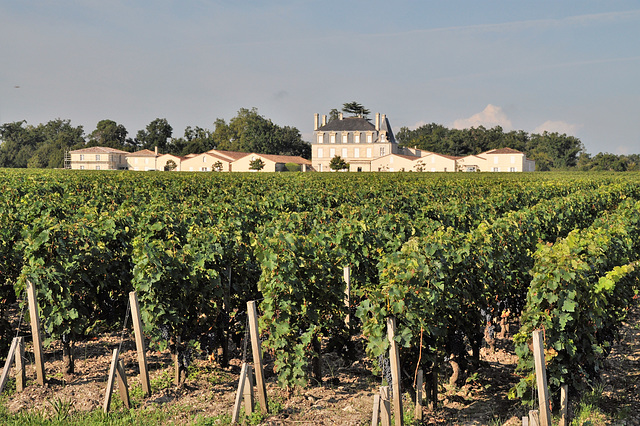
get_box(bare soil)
[2,301,639,425]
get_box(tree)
[213,108,310,158]
[136,118,173,152]
[329,155,349,171]
[342,101,370,119]
[88,120,128,150]
[213,161,223,172]
[328,108,341,123]
[249,158,265,171]
[164,159,177,171]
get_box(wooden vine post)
[387,317,403,426]
[380,386,391,426]
[103,347,130,413]
[415,369,424,421]
[247,301,268,414]
[26,280,45,386]
[129,291,151,397]
[231,362,254,423]
[559,384,569,426]
[343,265,351,328]
[532,330,551,426]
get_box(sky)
[1,0,639,155]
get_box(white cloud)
[534,120,580,136]
[452,104,512,130]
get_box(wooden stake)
[371,394,381,426]
[0,337,18,394]
[243,364,254,415]
[528,409,540,426]
[116,359,130,409]
[26,280,45,386]
[247,301,268,414]
[344,266,351,328]
[380,386,391,426]
[532,330,551,426]
[15,337,25,392]
[559,384,568,426]
[129,291,151,396]
[387,318,403,426]
[103,348,120,413]
[522,416,529,426]
[415,369,423,421]
[232,362,249,424]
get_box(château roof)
[126,149,157,157]
[317,117,376,132]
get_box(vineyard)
[1,169,640,424]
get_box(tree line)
[0,108,311,169]
[396,123,640,171]
[1,105,638,171]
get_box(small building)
[157,153,184,171]
[232,153,312,172]
[67,146,129,170]
[126,148,159,171]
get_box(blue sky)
[1,0,639,155]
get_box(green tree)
[328,108,341,123]
[329,155,349,171]
[342,101,370,119]
[528,131,584,169]
[249,158,265,171]
[213,108,310,158]
[164,159,178,171]
[136,118,173,152]
[88,120,128,150]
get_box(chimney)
[155,146,158,155]
[314,113,319,130]
[339,112,343,120]
[322,115,327,126]
[381,114,386,127]
[375,113,380,131]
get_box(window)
[444,167,447,172]
[318,164,323,172]
[493,167,499,172]
[342,133,348,144]
[203,156,207,162]
[96,154,101,161]
[80,165,85,170]
[354,133,360,143]
[318,133,324,144]
[79,154,84,161]
[96,165,100,170]
[342,148,347,158]
[201,167,208,171]
[367,148,372,158]
[330,134,336,144]
[330,148,335,158]
[380,147,385,156]
[354,148,360,158]
[367,133,372,143]
[317,148,324,158]
[510,167,516,172]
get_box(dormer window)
[342,133,348,144]
[354,133,360,143]
[330,133,336,144]
[318,133,324,144]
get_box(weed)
[151,370,174,392]
[48,396,73,422]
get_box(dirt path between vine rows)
[1,300,639,425]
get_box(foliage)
[135,118,172,152]
[329,155,349,171]
[342,101,370,119]
[249,158,265,171]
